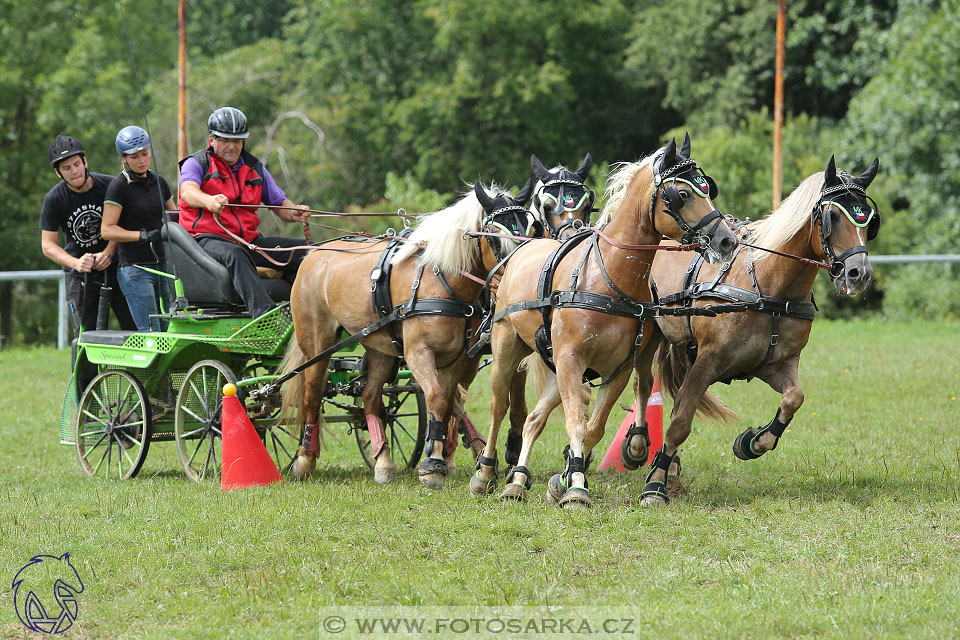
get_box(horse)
[623,155,880,506]
[529,153,595,240]
[471,134,739,507]
[283,180,537,488]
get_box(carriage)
[58,221,427,480]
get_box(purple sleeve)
[260,165,287,207]
[178,156,203,188]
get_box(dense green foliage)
[2,319,959,637]
[2,0,957,344]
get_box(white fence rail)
[2,254,960,349]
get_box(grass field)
[1,318,959,639]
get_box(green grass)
[1,318,959,639]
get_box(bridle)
[650,155,724,248]
[534,172,594,239]
[815,175,880,280]
[480,202,536,263]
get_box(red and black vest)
[178,148,265,241]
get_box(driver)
[177,106,311,318]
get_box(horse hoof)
[545,473,565,505]
[291,449,316,480]
[620,436,646,471]
[418,457,448,490]
[374,466,396,485]
[638,493,668,507]
[499,483,528,502]
[559,487,592,509]
[469,471,498,496]
[733,427,764,461]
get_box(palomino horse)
[285,180,536,487]
[624,155,880,505]
[471,135,739,507]
[529,154,595,240]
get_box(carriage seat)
[161,222,291,307]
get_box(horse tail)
[520,354,591,407]
[279,338,305,427]
[655,341,737,422]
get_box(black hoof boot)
[639,446,678,507]
[418,457,448,489]
[732,409,791,461]
[620,422,650,471]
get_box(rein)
[737,241,832,270]
[228,202,416,220]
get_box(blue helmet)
[115,125,151,156]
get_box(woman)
[101,126,174,332]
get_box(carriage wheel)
[175,360,235,482]
[262,419,302,475]
[354,381,427,470]
[75,370,152,479]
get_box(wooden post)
[772,0,786,210]
[178,0,188,168]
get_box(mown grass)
[1,318,959,639]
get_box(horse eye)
[831,211,840,225]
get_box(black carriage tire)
[354,381,428,470]
[75,370,152,480]
[174,359,236,482]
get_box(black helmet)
[48,135,85,167]
[208,107,249,139]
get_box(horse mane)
[595,147,661,228]
[390,182,512,274]
[746,171,825,262]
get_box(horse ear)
[824,155,838,185]
[474,180,495,211]
[855,157,880,188]
[530,154,551,182]
[514,178,534,205]
[575,153,593,181]
[662,138,677,168]
[680,132,691,158]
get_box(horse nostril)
[718,237,736,255]
[847,266,861,281]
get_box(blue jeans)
[117,265,169,332]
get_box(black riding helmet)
[208,106,249,139]
[48,135,85,168]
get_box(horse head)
[650,133,737,262]
[529,153,595,240]
[473,179,537,267]
[817,154,880,295]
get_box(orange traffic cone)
[220,383,283,490]
[598,378,663,471]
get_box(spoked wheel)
[75,370,152,479]
[355,381,427,470]
[262,420,302,475]
[175,360,235,482]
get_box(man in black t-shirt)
[39,135,135,333]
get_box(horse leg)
[360,350,398,484]
[403,349,452,489]
[502,368,529,477]
[501,372,562,503]
[292,355,331,479]
[622,330,662,470]
[639,355,717,506]
[471,333,526,496]
[734,356,803,460]
[553,351,594,509]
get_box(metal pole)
[178,0,188,166]
[58,273,68,350]
[772,0,786,210]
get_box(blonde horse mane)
[391,183,514,274]
[745,171,825,262]
[595,147,662,229]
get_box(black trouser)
[64,267,137,333]
[197,235,306,318]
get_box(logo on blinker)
[853,205,867,220]
[693,175,709,193]
[11,553,84,634]
[563,195,577,208]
